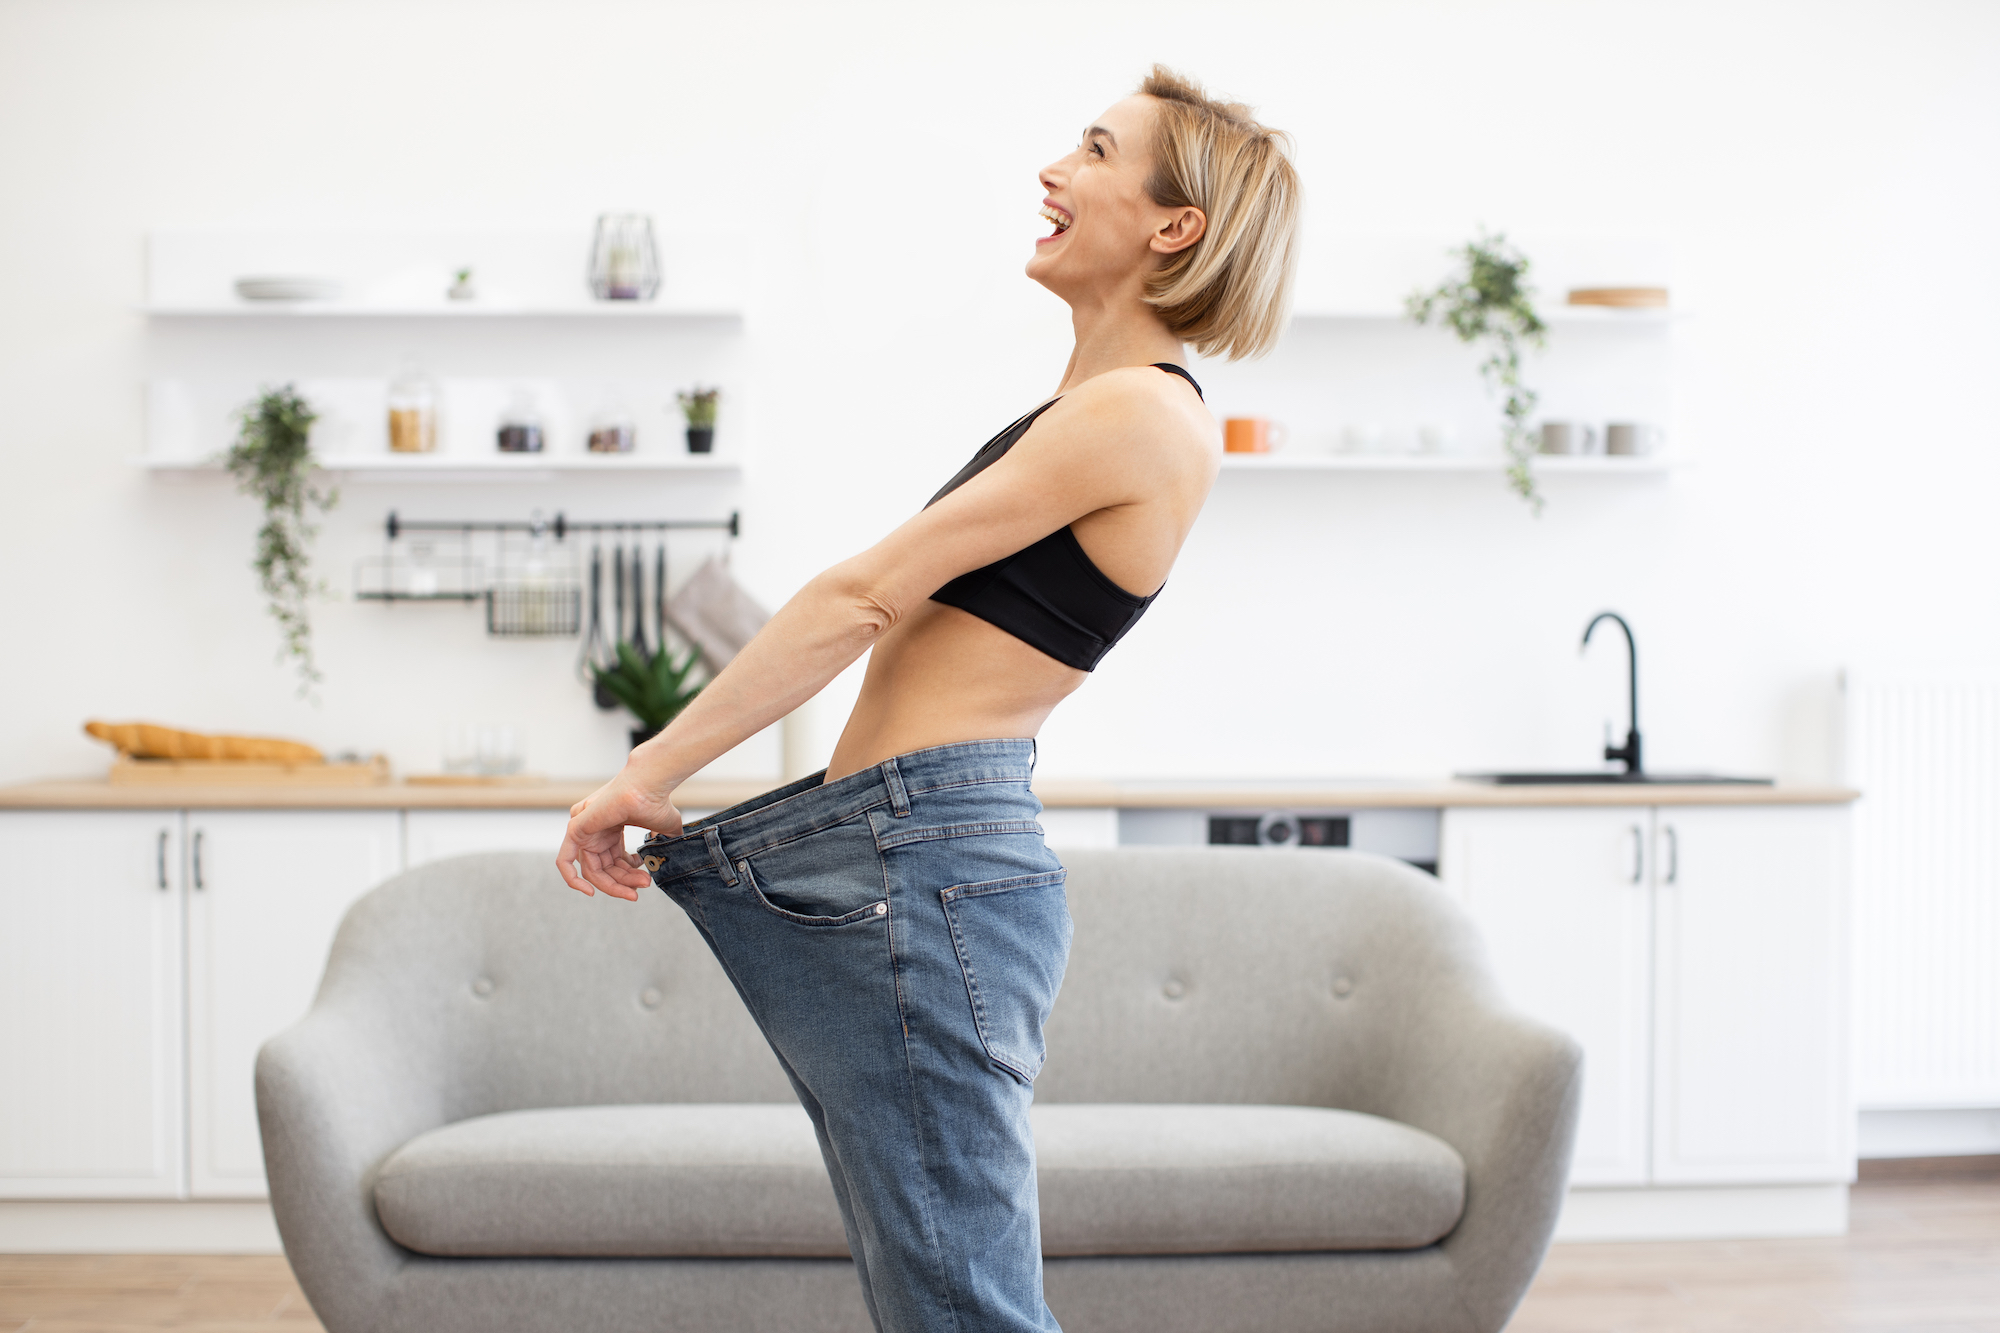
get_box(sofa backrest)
[313,846,1497,1119]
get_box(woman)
[558,65,1299,1333]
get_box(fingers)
[580,845,639,901]
[556,830,595,895]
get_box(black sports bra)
[923,362,1203,671]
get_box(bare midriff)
[823,601,1086,781]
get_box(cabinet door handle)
[192,829,205,891]
[1664,824,1679,885]
[157,829,170,890]
[1630,824,1644,884]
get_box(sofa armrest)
[256,996,452,1332]
[1366,986,1582,1333]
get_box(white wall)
[1,0,1995,786]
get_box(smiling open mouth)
[1038,203,1072,236]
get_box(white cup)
[1539,421,1599,455]
[1606,422,1663,456]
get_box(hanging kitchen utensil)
[629,545,648,657]
[666,555,771,675]
[579,542,619,708]
[655,541,668,653]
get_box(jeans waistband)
[641,738,1037,881]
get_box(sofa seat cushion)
[374,1102,1465,1259]
[1034,1103,1464,1255]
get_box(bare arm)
[557,370,1205,897]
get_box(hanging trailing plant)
[221,385,337,697]
[1407,231,1548,512]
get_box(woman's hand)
[557,768,683,901]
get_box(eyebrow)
[1083,125,1118,149]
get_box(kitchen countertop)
[0,777,1860,810]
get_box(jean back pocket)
[940,870,1072,1083]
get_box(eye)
[1090,140,1106,158]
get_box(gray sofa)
[257,846,1580,1333]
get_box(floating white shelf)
[1291,306,1680,325]
[138,453,742,481]
[1218,453,1674,474]
[142,302,742,322]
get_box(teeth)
[1039,204,1071,232]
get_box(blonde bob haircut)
[1137,66,1300,361]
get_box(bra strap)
[1151,362,1203,400]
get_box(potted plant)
[221,385,337,697]
[1407,232,1548,511]
[591,641,705,747]
[676,385,720,453]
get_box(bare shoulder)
[1039,364,1219,471]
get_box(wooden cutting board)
[1567,287,1670,308]
[108,754,391,786]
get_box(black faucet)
[1583,611,1643,776]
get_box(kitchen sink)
[1455,771,1774,786]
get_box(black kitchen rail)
[382,510,739,542]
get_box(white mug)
[1539,421,1599,456]
[1606,422,1663,456]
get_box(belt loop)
[1029,737,1038,771]
[704,827,739,885]
[882,756,911,818]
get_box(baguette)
[84,721,324,764]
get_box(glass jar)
[496,388,544,453]
[387,366,437,453]
[587,214,661,301]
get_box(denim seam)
[874,819,1045,851]
[735,859,888,928]
[901,774,1030,797]
[938,869,1069,903]
[882,855,965,1333]
[712,801,893,864]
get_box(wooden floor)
[2,1180,1995,1332]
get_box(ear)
[1150,206,1206,256]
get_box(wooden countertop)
[0,776,1860,810]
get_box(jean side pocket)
[940,869,1072,1084]
[739,858,887,927]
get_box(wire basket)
[486,583,582,636]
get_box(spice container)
[387,367,437,453]
[496,389,545,453]
[587,399,636,453]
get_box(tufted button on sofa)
[258,847,1580,1333]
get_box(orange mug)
[1223,417,1287,453]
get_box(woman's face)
[1026,95,1203,300]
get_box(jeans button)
[874,902,888,916]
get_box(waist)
[642,738,1039,876]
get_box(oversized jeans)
[639,740,1071,1333]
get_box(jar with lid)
[387,366,438,453]
[496,388,545,453]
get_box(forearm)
[629,568,890,789]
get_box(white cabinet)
[406,808,572,870]
[1651,805,1850,1183]
[0,812,185,1198]
[185,811,401,1196]
[1441,803,1850,1193]
[1442,807,1653,1185]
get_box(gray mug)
[1606,422,1662,456]
[1539,421,1598,455]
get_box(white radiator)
[1846,677,2000,1107]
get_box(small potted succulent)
[591,641,705,747]
[676,385,719,454]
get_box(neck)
[1052,280,1187,395]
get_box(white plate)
[234,276,343,302]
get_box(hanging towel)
[666,555,771,674]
